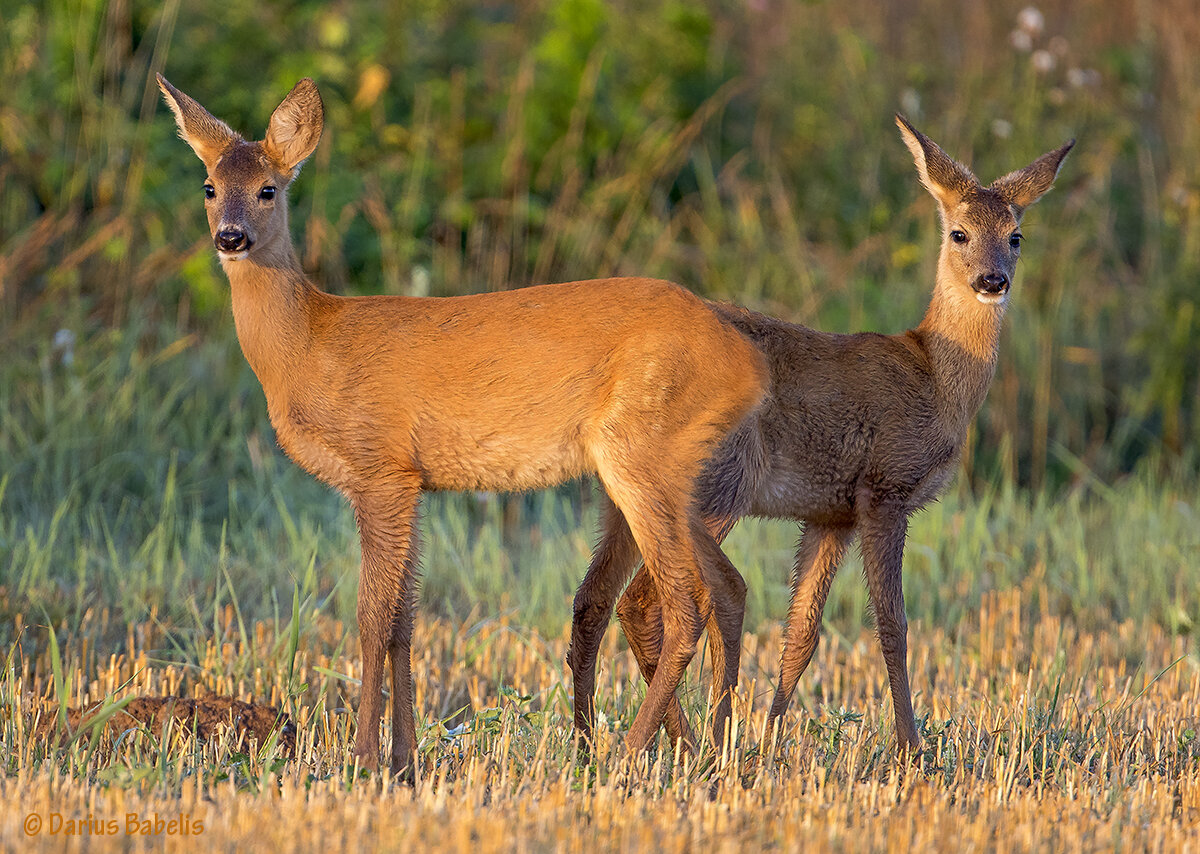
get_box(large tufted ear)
[895,114,979,212]
[263,78,324,181]
[157,73,239,168]
[990,139,1075,218]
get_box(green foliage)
[0,322,1196,648]
[4,0,1198,483]
[1,2,1198,652]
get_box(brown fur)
[156,74,769,779]
[595,117,1074,754]
[34,696,295,754]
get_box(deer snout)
[215,228,252,254]
[973,272,1009,295]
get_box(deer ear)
[991,139,1075,217]
[263,78,324,180]
[895,114,978,210]
[157,73,239,168]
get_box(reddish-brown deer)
[157,74,768,778]
[585,117,1073,755]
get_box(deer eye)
[950,229,968,244]
[259,186,276,201]
[1010,233,1022,249]
[203,184,216,200]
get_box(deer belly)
[749,458,856,523]
[415,423,591,493]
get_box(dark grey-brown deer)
[577,116,1073,754]
[158,74,769,778]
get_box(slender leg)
[388,533,421,780]
[566,494,641,749]
[615,514,739,750]
[765,523,854,739]
[693,525,746,753]
[349,475,422,775]
[859,507,920,754]
[616,567,697,749]
[598,469,710,755]
[624,532,705,753]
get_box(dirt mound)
[34,696,296,754]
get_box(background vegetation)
[0,3,1198,846]
[2,0,1197,639]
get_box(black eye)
[950,229,967,244]
[1010,233,1022,249]
[259,186,276,200]
[203,184,215,200]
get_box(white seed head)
[1031,49,1056,74]
[1017,6,1045,36]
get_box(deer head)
[896,115,1073,308]
[157,74,324,265]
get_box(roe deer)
[156,74,768,778]
[582,116,1073,755]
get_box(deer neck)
[912,262,1007,437]
[220,236,319,406]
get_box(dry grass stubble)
[3,592,1198,852]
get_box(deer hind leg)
[350,474,422,776]
[859,507,920,755]
[615,566,696,750]
[765,523,854,743]
[693,524,747,754]
[597,468,711,755]
[566,493,641,752]
[615,512,739,751]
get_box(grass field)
[3,0,1200,850]
[3,457,1199,851]
[3,589,1198,851]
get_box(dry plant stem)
[601,117,1074,756]
[156,74,768,778]
[14,611,1198,852]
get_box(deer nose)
[215,229,250,253]
[975,272,1009,294]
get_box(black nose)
[215,229,249,252]
[975,273,1009,294]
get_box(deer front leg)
[859,507,920,755]
[350,477,422,777]
[388,536,421,780]
[765,523,853,741]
